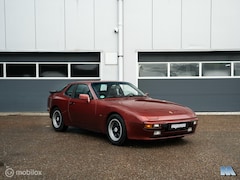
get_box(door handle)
[69,101,75,105]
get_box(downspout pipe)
[117,0,124,81]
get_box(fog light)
[154,131,161,136]
[153,124,160,128]
[187,127,193,132]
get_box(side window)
[74,84,92,98]
[65,84,77,97]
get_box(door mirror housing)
[79,94,90,103]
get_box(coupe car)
[48,81,198,145]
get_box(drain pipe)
[117,0,124,81]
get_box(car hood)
[106,97,196,121]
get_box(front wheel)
[51,108,68,132]
[107,114,127,146]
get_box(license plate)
[171,123,186,129]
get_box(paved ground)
[0,115,240,180]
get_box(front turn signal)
[144,124,152,129]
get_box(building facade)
[0,0,240,112]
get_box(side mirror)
[79,94,90,103]
[144,93,149,97]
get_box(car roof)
[68,81,128,85]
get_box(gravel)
[0,115,240,179]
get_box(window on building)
[202,63,231,76]
[138,52,240,79]
[0,64,3,77]
[138,62,239,78]
[6,64,36,77]
[170,63,199,77]
[71,64,99,77]
[39,64,68,77]
[1,62,100,79]
[234,63,240,76]
[139,64,167,77]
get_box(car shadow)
[125,138,190,148]
[63,127,190,148]
[66,127,106,139]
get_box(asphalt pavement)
[0,115,240,180]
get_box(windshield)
[91,82,145,99]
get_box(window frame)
[0,62,100,80]
[234,62,240,76]
[0,63,3,77]
[3,62,37,78]
[71,64,100,77]
[39,63,68,78]
[170,62,199,77]
[138,61,240,79]
[201,62,231,77]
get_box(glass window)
[74,84,92,98]
[234,63,240,76]
[6,64,36,77]
[202,63,231,76]
[170,63,199,77]
[65,84,77,97]
[92,82,145,99]
[0,64,3,77]
[139,64,167,77]
[39,64,67,77]
[71,64,99,77]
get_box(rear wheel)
[51,108,68,132]
[107,114,127,146]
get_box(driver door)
[68,84,96,130]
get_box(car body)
[48,81,198,145]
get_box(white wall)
[95,0,117,52]
[1,0,240,85]
[153,0,181,49]
[0,0,118,52]
[36,0,65,50]
[95,0,118,81]
[1,0,240,51]
[182,0,211,49]
[5,0,35,50]
[65,0,117,51]
[124,0,152,84]
[0,0,5,50]
[211,0,240,49]
[65,0,94,50]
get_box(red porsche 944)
[48,81,198,145]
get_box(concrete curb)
[196,112,240,115]
[0,112,49,116]
[0,112,239,116]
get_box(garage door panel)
[0,80,99,112]
[139,79,240,112]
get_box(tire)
[107,114,127,146]
[51,108,68,132]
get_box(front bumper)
[127,119,198,140]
